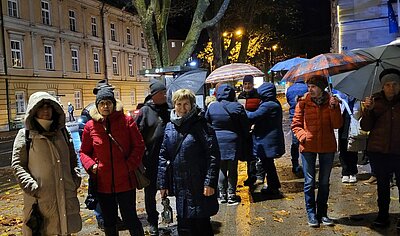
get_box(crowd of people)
[10,67,400,235]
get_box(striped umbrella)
[282,51,373,82]
[205,63,264,83]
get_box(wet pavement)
[1,112,400,235]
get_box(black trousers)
[97,190,142,231]
[338,138,358,176]
[260,158,281,189]
[177,217,214,236]
[144,164,159,225]
[369,152,400,218]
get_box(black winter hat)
[149,79,166,96]
[95,88,116,107]
[243,75,254,83]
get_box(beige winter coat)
[12,92,82,235]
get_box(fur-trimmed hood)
[24,92,65,131]
[89,99,124,121]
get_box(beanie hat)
[93,79,115,95]
[149,79,166,96]
[243,75,254,83]
[379,68,400,88]
[95,88,116,107]
[306,75,328,90]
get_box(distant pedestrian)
[360,68,400,228]
[237,75,263,186]
[158,89,220,235]
[291,75,342,227]
[206,84,249,205]
[285,78,308,176]
[12,91,82,235]
[246,82,285,196]
[68,102,75,121]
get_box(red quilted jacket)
[80,102,145,193]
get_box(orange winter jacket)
[291,92,343,153]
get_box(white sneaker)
[349,175,357,183]
[342,176,350,183]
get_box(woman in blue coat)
[158,89,220,235]
[205,84,249,205]
[247,82,285,195]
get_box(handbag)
[103,125,150,189]
[134,164,150,189]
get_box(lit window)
[93,52,100,73]
[130,89,136,105]
[127,28,131,45]
[112,56,118,75]
[44,45,54,70]
[91,17,97,37]
[8,0,18,17]
[69,10,76,32]
[11,40,22,68]
[171,41,176,48]
[15,91,26,114]
[110,23,116,41]
[41,0,51,25]
[141,31,145,48]
[74,90,82,109]
[142,57,146,69]
[128,58,133,76]
[71,49,79,72]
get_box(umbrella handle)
[369,64,379,98]
[328,76,333,95]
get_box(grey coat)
[12,92,82,235]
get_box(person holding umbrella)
[360,68,400,228]
[291,75,342,227]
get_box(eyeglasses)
[98,100,113,107]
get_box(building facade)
[331,0,399,53]
[0,0,152,131]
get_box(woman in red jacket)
[80,87,145,236]
[291,75,342,228]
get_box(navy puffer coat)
[286,80,308,121]
[247,82,285,159]
[157,108,220,218]
[205,84,249,161]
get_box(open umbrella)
[282,51,372,82]
[165,69,207,106]
[205,63,264,83]
[331,43,400,100]
[269,57,309,72]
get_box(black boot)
[104,226,118,236]
[129,227,145,236]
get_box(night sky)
[167,0,331,59]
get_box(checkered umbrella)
[282,51,372,82]
[205,63,264,83]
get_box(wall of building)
[333,0,399,52]
[0,0,152,131]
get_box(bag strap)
[25,129,31,165]
[172,133,188,160]
[103,124,126,158]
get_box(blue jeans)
[301,152,334,219]
[218,159,238,197]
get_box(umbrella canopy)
[205,63,264,83]
[270,57,309,72]
[282,51,372,82]
[332,43,400,100]
[166,69,207,106]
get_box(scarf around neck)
[170,106,197,127]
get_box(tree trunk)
[237,33,249,63]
